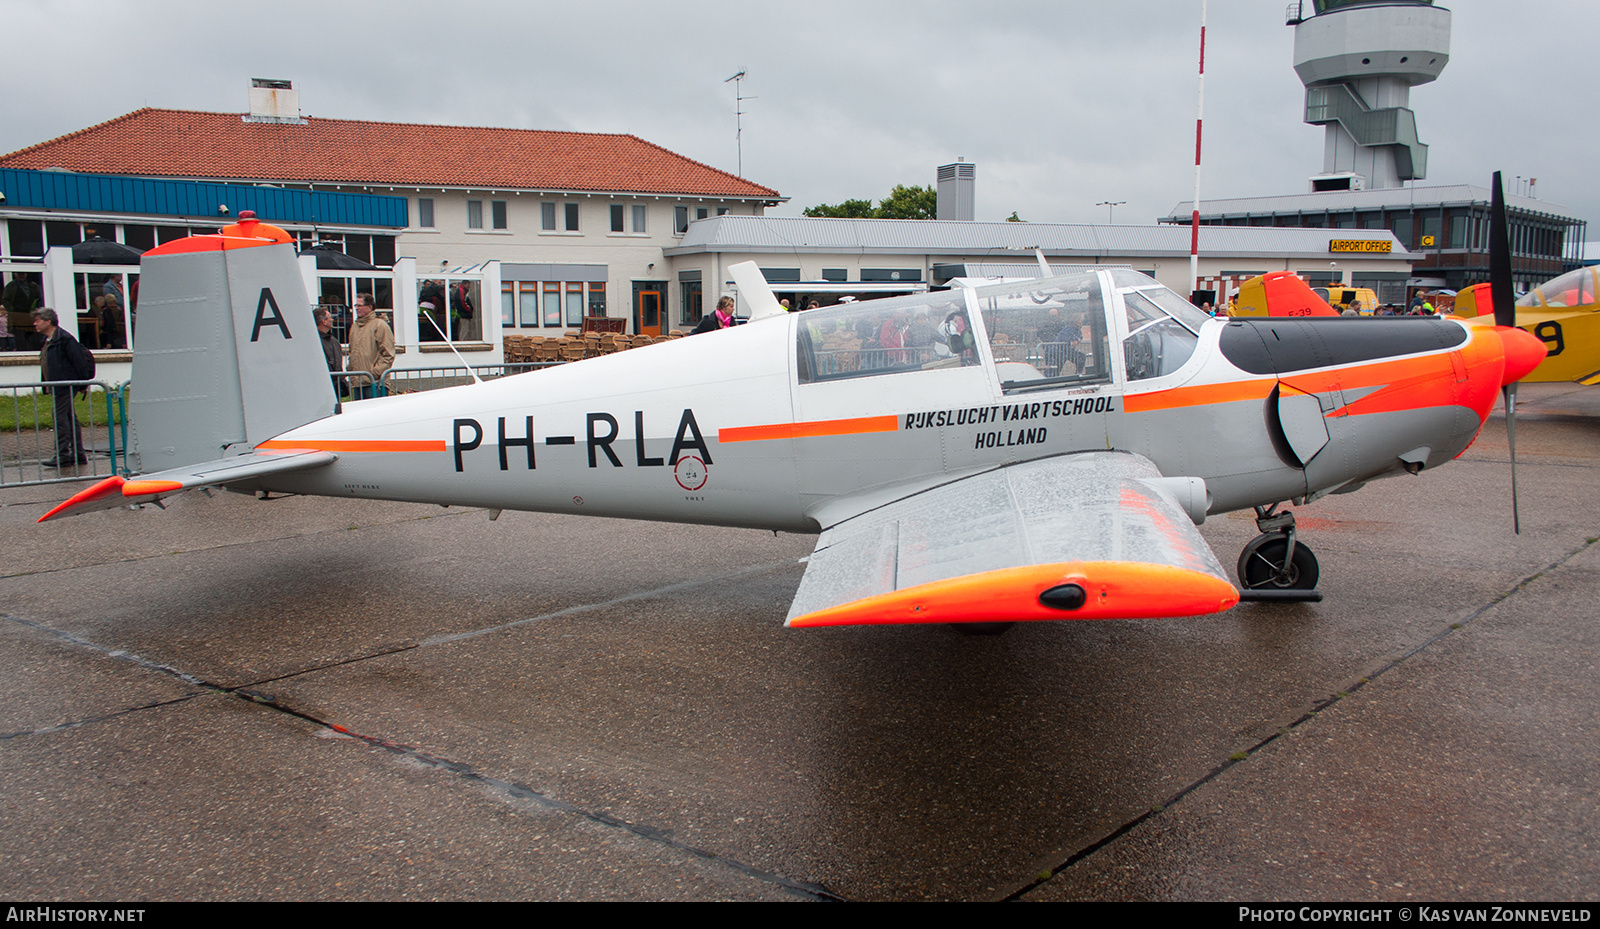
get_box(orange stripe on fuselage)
[256,439,447,452]
[1124,327,1503,422]
[1123,378,1275,413]
[719,415,899,444]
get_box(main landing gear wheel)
[953,622,1016,636]
[1238,534,1320,591]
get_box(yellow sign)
[1419,235,1436,247]
[1330,239,1393,253]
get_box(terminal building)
[1,77,1412,385]
[0,80,782,382]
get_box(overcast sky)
[2,0,1594,248]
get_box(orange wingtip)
[121,479,185,496]
[38,476,126,522]
[788,561,1240,627]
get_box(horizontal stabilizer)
[38,449,336,522]
[787,451,1238,627]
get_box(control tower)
[1289,0,1451,191]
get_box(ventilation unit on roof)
[936,162,975,221]
[245,78,306,125]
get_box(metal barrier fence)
[1,380,125,487]
[380,363,554,394]
[2,361,559,489]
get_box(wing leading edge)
[37,449,337,522]
[787,451,1238,627]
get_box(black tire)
[1238,536,1320,590]
[952,622,1017,636]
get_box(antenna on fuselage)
[420,296,484,385]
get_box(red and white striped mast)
[1189,0,1207,300]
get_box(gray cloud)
[2,0,1593,246]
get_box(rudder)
[130,236,336,473]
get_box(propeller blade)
[1489,173,1522,533]
[1490,172,1516,329]
[1503,383,1521,535]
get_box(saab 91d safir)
[41,195,1546,631]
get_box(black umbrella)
[300,243,379,271]
[71,236,145,265]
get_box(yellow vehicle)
[1312,286,1379,315]
[1455,267,1600,384]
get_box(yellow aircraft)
[1454,266,1600,385]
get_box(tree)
[802,198,877,219]
[876,184,938,220]
[802,184,938,220]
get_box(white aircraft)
[42,198,1547,632]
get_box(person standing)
[316,307,345,397]
[32,308,92,467]
[347,293,394,399]
[692,296,736,334]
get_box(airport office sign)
[1329,239,1393,254]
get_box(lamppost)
[1096,200,1126,224]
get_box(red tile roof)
[0,108,781,200]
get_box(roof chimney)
[245,78,305,124]
[936,161,975,221]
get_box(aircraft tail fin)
[129,235,337,474]
[728,260,785,320]
[1233,271,1338,317]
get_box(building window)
[122,225,156,252]
[588,282,606,316]
[611,205,625,233]
[418,198,435,228]
[861,268,922,282]
[696,207,708,220]
[1390,214,1413,248]
[542,202,557,231]
[542,282,560,326]
[467,199,484,230]
[632,205,647,234]
[566,283,585,325]
[680,273,703,327]
[345,235,372,264]
[822,268,847,282]
[7,219,44,257]
[45,221,80,248]
[717,208,729,216]
[492,200,508,230]
[564,203,580,232]
[674,206,689,235]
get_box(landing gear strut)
[1237,505,1322,602]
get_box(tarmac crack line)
[239,694,844,901]
[1001,533,1600,902]
[0,561,840,901]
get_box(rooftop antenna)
[1189,0,1207,300]
[725,69,753,177]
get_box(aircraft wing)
[787,451,1238,627]
[38,449,337,522]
